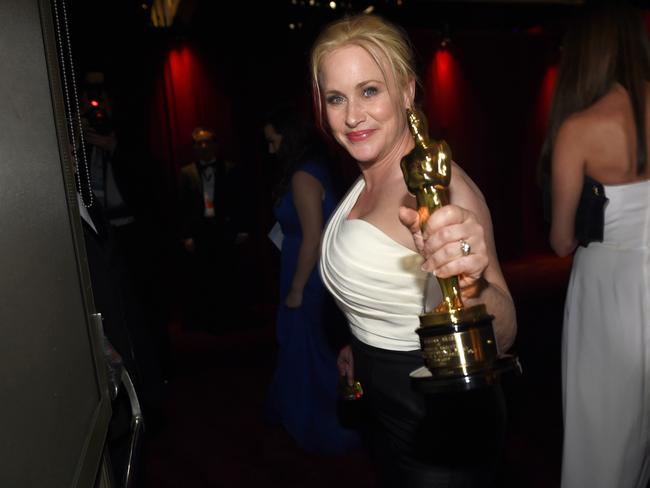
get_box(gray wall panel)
[0,1,110,486]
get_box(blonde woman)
[314,14,516,487]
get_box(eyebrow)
[324,79,385,95]
[357,79,384,88]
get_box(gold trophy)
[401,108,520,392]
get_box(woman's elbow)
[496,302,517,353]
[549,228,576,257]
[498,322,517,353]
[550,237,575,257]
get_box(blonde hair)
[310,14,419,128]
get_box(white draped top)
[320,177,441,351]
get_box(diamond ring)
[460,239,471,256]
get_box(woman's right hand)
[399,204,489,291]
[337,345,354,386]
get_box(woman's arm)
[456,203,516,354]
[399,165,516,352]
[285,170,325,308]
[550,118,584,257]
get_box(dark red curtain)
[149,40,233,180]
[417,31,560,260]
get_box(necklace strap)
[52,0,93,208]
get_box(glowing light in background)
[536,64,558,130]
[150,42,225,168]
[526,25,544,35]
[427,49,460,132]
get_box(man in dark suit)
[178,127,248,331]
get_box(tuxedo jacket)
[177,160,246,246]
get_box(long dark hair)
[265,105,326,202]
[540,3,650,176]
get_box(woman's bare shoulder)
[554,87,640,182]
[557,105,624,155]
[567,87,628,137]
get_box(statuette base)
[410,355,521,394]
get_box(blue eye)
[362,86,378,97]
[326,95,345,105]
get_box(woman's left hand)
[285,288,303,308]
[399,204,488,290]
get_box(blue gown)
[268,159,359,454]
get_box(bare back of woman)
[579,83,650,185]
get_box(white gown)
[562,180,650,488]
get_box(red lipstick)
[346,129,376,142]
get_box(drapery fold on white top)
[320,177,440,351]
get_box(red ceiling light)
[526,25,544,35]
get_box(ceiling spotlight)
[329,1,337,8]
[289,23,296,29]
[309,0,315,5]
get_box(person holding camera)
[78,70,169,429]
[79,71,132,229]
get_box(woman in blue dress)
[264,106,359,454]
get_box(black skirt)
[351,336,507,488]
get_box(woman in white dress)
[311,14,517,487]
[544,5,650,487]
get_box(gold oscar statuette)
[401,108,520,392]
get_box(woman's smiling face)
[319,44,409,164]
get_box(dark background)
[61,1,650,486]
[66,0,586,265]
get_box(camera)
[82,84,112,135]
[84,101,112,135]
